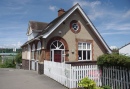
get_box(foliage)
[78,77,112,89]
[78,77,98,89]
[97,53,130,68]
[111,48,119,54]
[101,85,112,89]
[0,59,15,68]
[0,48,22,53]
[15,52,22,63]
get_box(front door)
[50,40,65,62]
[54,50,61,62]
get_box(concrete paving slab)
[0,68,68,89]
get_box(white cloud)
[73,0,101,8]
[73,0,103,20]
[110,46,118,49]
[123,10,130,18]
[102,31,130,35]
[8,0,31,6]
[49,5,57,11]
[100,22,130,35]
[2,42,23,48]
[101,23,130,31]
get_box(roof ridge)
[120,42,130,49]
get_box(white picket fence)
[44,60,102,88]
[102,66,130,89]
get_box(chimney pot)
[58,8,65,16]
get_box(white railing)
[102,66,130,89]
[44,60,102,88]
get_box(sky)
[0,0,130,49]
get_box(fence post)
[69,64,72,88]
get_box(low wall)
[38,63,44,74]
[22,59,29,70]
[65,61,97,66]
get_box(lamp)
[59,31,62,34]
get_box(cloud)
[49,5,57,11]
[100,22,130,35]
[73,0,103,20]
[73,0,101,8]
[7,0,31,6]
[123,10,130,18]
[110,46,118,49]
[2,42,23,48]
[100,23,130,31]
[101,31,130,35]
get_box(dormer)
[27,21,48,41]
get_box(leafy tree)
[0,55,2,63]
[15,52,22,63]
[111,48,119,54]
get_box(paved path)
[0,68,68,89]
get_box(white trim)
[32,44,35,51]
[78,42,92,61]
[42,4,111,53]
[32,59,35,60]
[37,41,41,50]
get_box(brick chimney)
[58,8,65,16]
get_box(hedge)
[97,53,130,68]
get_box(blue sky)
[0,0,130,49]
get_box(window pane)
[87,43,90,49]
[83,51,86,60]
[78,43,82,49]
[51,51,52,61]
[83,43,86,49]
[87,51,90,60]
[60,45,64,49]
[53,41,57,47]
[58,41,62,47]
[78,51,82,60]
[51,44,55,49]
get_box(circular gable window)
[70,20,81,33]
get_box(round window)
[70,20,81,33]
[72,23,79,31]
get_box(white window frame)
[31,44,35,60]
[78,42,92,61]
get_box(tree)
[15,53,22,63]
[0,55,2,62]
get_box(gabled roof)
[120,42,130,49]
[36,3,111,53]
[27,21,48,34]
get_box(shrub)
[0,59,15,68]
[101,85,112,89]
[15,53,22,63]
[78,77,98,89]
[97,53,130,68]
